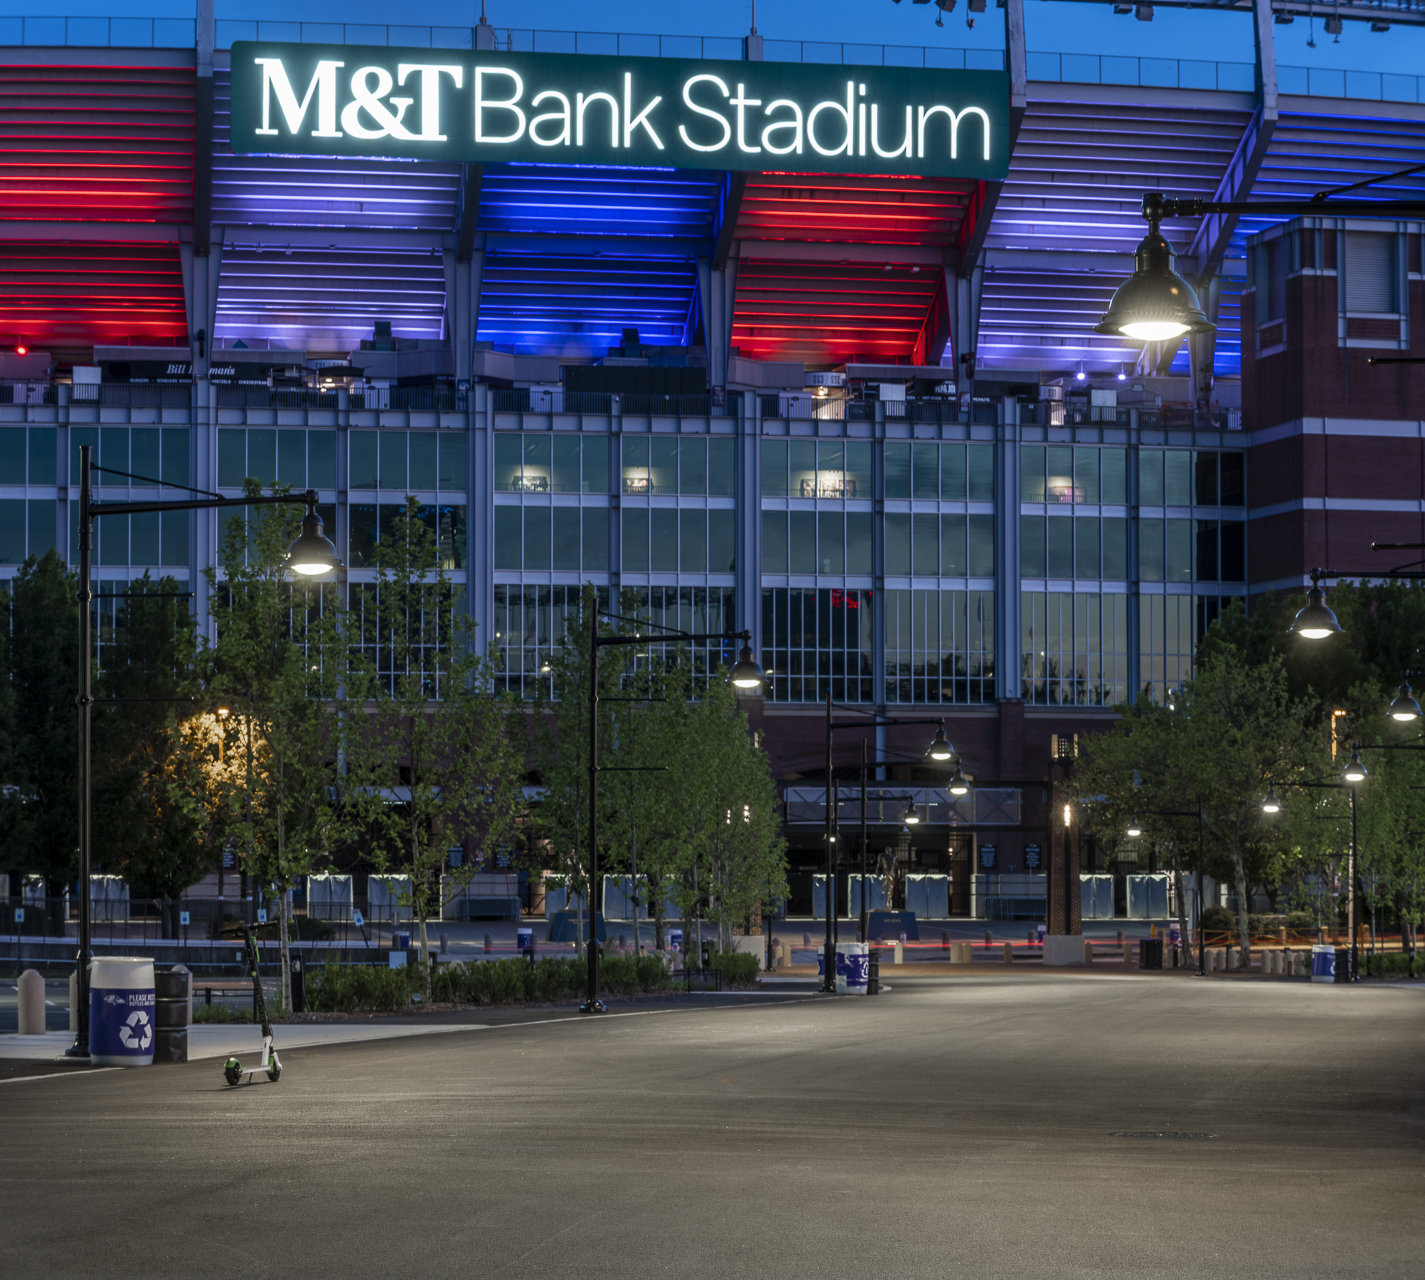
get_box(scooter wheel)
[224,1063,242,1087]
[266,1064,281,1082]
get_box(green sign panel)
[229,42,1010,179]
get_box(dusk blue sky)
[27,0,1425,75]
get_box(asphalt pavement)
[2,972,1421,1279]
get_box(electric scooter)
[218,921,282,1086]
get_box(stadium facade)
[4,0,1425,916]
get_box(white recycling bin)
[89,956,156,1067]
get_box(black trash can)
[1335,947,1352,983]
[290,956,306,1014]
[154,967,189,1063]
[1138,938,1164,970]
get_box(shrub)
[1362,952,1423,979]
[1200,905,1236,935]
[1286,911,1316,934]
[599,954,669,995]
[306,962,415,1012]
[707,951,760,987]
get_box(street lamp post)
[582,612,763,1014]
[66,445,338,1058]
[1125,803,1206,975]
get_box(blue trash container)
[90,957,156,1067]
[516,926,533,955]
[1311,944,1335,984]
[393,931,411,951]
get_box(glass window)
[551,435,580,495]
[1195,519,1218,582]
[885,589,994,704]
[28,501,53,557]
[160,510,186,565]
[101,427,129,478]
[523,507,551,570]
[582,508,609,571]
[789,440,817,499]
[622,437,650,495]
[246,429,275,485]
[582,435,610,494]
[680,510,706,572]
[350,433,379,490]
[1021,515,1046,578]
[762,511,787,573]
[1166,519,1192,581]
[494,435,522,492]
[70,427,98,486]
[818,512,844,574]
[789,510,817,574]
[98,511,128,565]
[29,427,56,486]
[1021,592,1129,707]
[967,444,994,502]
[1103,517,1129,579]
[438,432,466,491]
[131,512,160,564]
[967,515,994,577]
[762,587,874,703]
[681,438,707,495]
[494,505,520,571]
[377,432,406,491]
[1046,516,1073,579]
[1074,449,1099,504]
[1221,520,1245,581]
[708,509,734,572]
[941,443,967,501]
[1100,448,1127,505]
[847,512,873,574]
[1139,450,1164,506]
[309,432,336,489]
[650,508,678,571]
[816,440,845,499]
[912,512,938,575]
[760,439,787,497]
[883,442,910,500]
[1194,451,1218,505]
[1139,518,1165,581]
[0,430,24,485]
[130,428,160,483]
[649,437,678,496]
[218,429,247,488]
[941,514,967,576]
[409,432,438,490]
[1220,452,1244,506]
[1075,516,1100,579]
[912,442,939,499]
[1139,593,1195,703]
[0,500,24,563]
[552,506,581,571]
[423,503,465,570]
[1019,445,1045,503]
[707,436,734,496]
[1165,451,1191,507]
[885,513,911,575]
[521,435,550,495]
[276,430,305,488]
[845,442,872,499]
[1045,446,1074,503]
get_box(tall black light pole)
[583,612,764,1014]
[821,703,954,993]
[859,737,869,944]
[66,445,338,1058]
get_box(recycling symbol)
[118,1010,152,1051]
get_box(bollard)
[984,929,994,946]
[1226,947,1238,971]
[1117,929,1125,946]
[1003,942,1014,964]
[17,969,45,1034]
[1203,948,1214,974]
[484,933,492,954]
[1028,928,1036,946]
[440,933,449,955]
[1278,926,1287,945]
[941,931,950,953]
[1264,950,1275,976]
[1084,940,1094,965]
[803,932,811,948]
[1122,942,1132,965]
[893,939,904,965]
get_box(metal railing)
[0,382,58,406]
[784,784,1023,826]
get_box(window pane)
[131,428,160,482]
[967,444,994,501]
[524,506,552,570]
[308,431,336,489]
[789,440,817,499]
[552,506,580,570]
[0,500,24,563]
[350,432,378,489]
[582,435,609,494]
[845,442,872,499]
[1074,449,1099,505]
[1102,517,1128,579]
[967,515,994,577]
[1019,446,1045,502]
[679,510,706,571]
[70,427,98,487]
[99,512,128,565]
[1194,451,1218,506]
[912,512,938,575]
[551,434,580,495]
[761,439,787,497]
[818,512,844,575]
[622,436,649,495]
[1139,450,1164,505]
[912,442,938,499]
[707,436,734,496]
[131,512,160,564]
[246,429,275,484]
[941,514,967,576]
[650,508,678,570]
[789,511,817,574]
[649,437,678,495]
[847,512,873,574]
[582,507,609,570]
[277,430,305,488]
[101,427,129,478]
[160,510,187,564]
[218,429,247,487]
[1220,452,1244,506]
[883,442,910,500]
[1075,516,1100,578]
[681,438,707,495]
[708,508,735,572]
[1165,451,1191,507]
[1046,517,1073,578]
[622,508,649,570]
[1221,520,1245,581]
[29,427,56,486]
[28,501,53,556]
[1100,448,1127,505]
[1195,519,1218,582]
[438,431,467,490]
[1021,515,1046,578]
[522,435,551,494]
[409,432,438,490]
[762,510,787,572]
[884,513,911,575]
[1166,519,1192,581]
[0,430,24,485]
[1045,446,1073,503]
[1139,517,1165,581]
[941,443,967,501]
[494,506,520,571]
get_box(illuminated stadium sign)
[229,42,1010,179]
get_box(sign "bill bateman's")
[229,42,1010,179]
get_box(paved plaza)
[2,971,1421,1279]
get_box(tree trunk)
[1231,847,1252,965]
[653,885,665,952]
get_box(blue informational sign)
[979,844,997,870]
[1024,844,1042,870]
[179,911,190,926]
[352,909,365,928]
[13,908,23,923]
